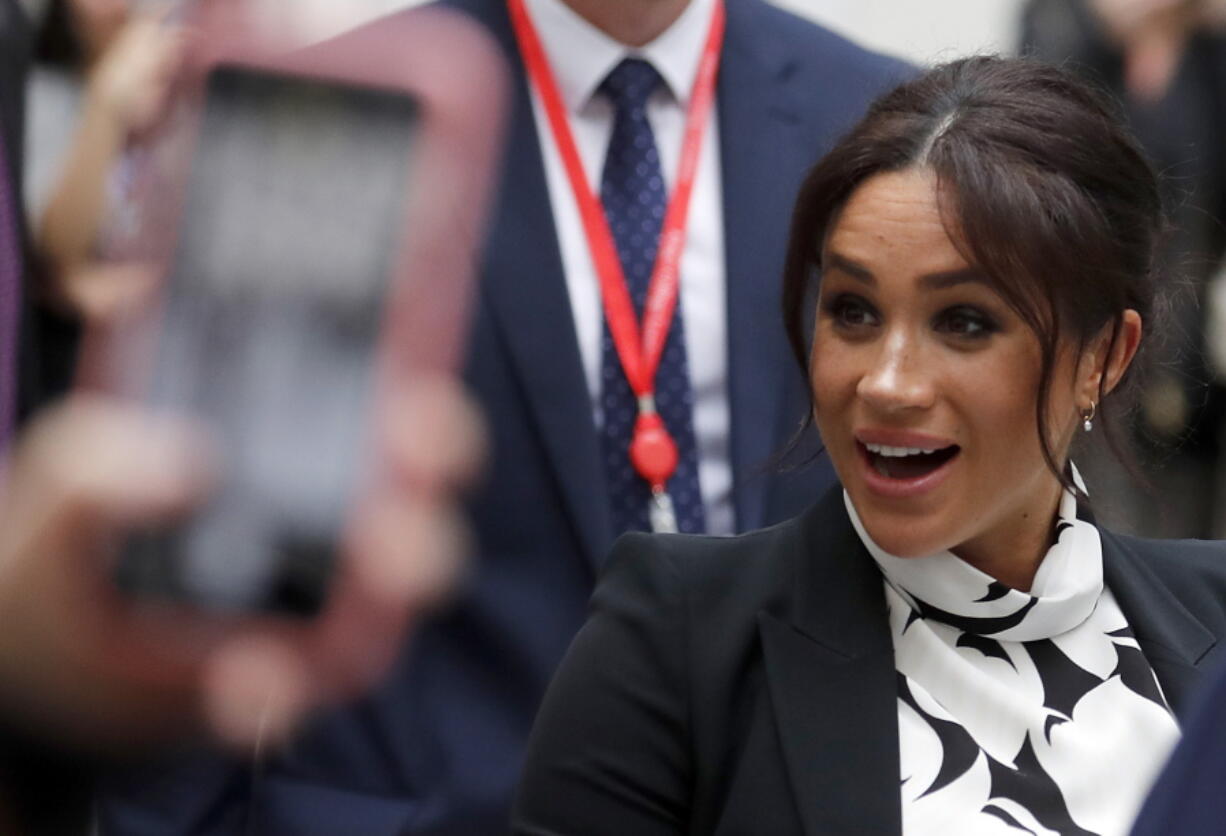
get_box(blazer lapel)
[759,493,902,835]
[1101,530,1218,717]
[461,0,613,567]
[717,0,811,531]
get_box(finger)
[65,264,161,323]
[345,493,470,611]
[272,497,469,702]
[0,400,213,584]
[201,636,310,750]
[11,397,214,532]
[377,376,487,491]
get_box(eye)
[824,293,880,331]
[934,305,998,340]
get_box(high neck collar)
[846,484,1105,641]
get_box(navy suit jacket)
[1131,645,1226,833]
[99,2,908,833]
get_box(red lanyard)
[507,0,725,518]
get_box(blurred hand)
[35,14,186,314]
[0,382,482,752]
[86,11,184,137]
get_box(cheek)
[962,347,1051,460]
[808,339,856,424]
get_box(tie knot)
[599,58,663,114]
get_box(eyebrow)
[824,252,988,290]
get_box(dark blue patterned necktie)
[0,127,20,451]
[598,58,706,535]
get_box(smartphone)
[87,6,507,615]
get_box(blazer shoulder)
[724,0,913,154]
[742,0,914,84]
[1108,531,1226,580]
[1104,530,1226,620]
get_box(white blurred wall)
[779,0,1028,62]
[303,0,1028,62]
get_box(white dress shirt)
[522,0,734,535]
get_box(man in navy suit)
[1131,657,1226,834]
[99,1,907,832]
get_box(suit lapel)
[718,0,812,531]
[458,0,613,567]
[1101,531,1218,717]
[759,493,902,835]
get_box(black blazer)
[513,487,1226,836]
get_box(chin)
[870,533,938,559]
[857,515,948,559]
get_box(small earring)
[1081,401,1096,433]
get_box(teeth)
[864,443,940,457]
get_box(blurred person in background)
[23,0,130,212]
[19,0,183,410]
[0,0,110,464]
[32,0,183,318]
[2,0,47,440]
[97,0,911,833]
[1022,0,1226,538]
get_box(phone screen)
[117,66,420,615]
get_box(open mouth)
[860,441,960,480]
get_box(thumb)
[0,397,215,564]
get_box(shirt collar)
[844,465,1103,642]
[521,0,717,111]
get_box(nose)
[855,329,936,414]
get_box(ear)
[1077,310,1143,407]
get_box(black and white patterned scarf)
[845,486,1179,835]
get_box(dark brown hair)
[781,55,1165,492]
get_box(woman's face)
[811,167,1085,577]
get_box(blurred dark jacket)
[1022,0,1226,537]
[1024,0,1226,419]
[3,0,79,428]
[0,3,93,834]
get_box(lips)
[854,432,960,498]
[864,442,959,480]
